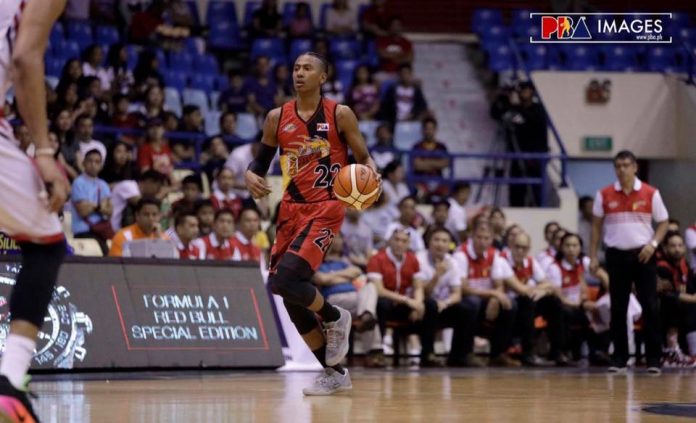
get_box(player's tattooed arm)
[245,108,280,199]
[336,105,379,175]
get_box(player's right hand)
[245,170,272,199]
[35,155,69,213]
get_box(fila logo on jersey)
[317,123,330,131]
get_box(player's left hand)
[638,243,655,263]
[35,155,69,213]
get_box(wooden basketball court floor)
[28,368,696,422]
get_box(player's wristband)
[247,143,277,177]
[35,147,56,157]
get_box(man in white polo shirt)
[589,150,669,374]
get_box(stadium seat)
[394,121,422,150]
[358,120,381,147]
[182,88,210,115]
[472,8,503,35]
[479,26,511,53]
[50,23,64,46]
[190,74,216,92]
[95,26,120,46]
[362,40,379,68]
[250,38,286,63]
[488,45,515,72]
[216,75,229,92]
[330,38,361,60]
[236,113,259,140]
[164,87,183,116]
[335,60,358,92]
[208,20,242,50]
[522,45,548,71]
[164,70,188,92]
[168,51,194,72]
[209,91,221,110]
[600,46,638,71]
[645,47,677,72]
[207,0,238,25]
[205,110,222,136]
[55,40,81,61]
[194,54,219,74]
[319,2,331,30]
[244,1,261,28]
[66,20,93,50]
[45,57,64,77]
[562,45,599,71]
[289,39,313,63]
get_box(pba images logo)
[541,16,591,40]
[530,13,673,43]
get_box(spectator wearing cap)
[446,183,471,244]
[656,232,696,367]
[109,198,169,257]
[368,227,439,367]
[590,150,669,373]
[384,196,425,253]
[70,149,113,255]
[195,209,237,260]
[452,221,521,367]
[167,212,204,259]
[138,118,175,176]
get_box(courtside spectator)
[489,208,507,250]
[167,212,203,259]
[540,227,567,273]
[446,183,471,244]
[379,64,428,127]
[195,209,237,260]
[111,170,166,230]
[245,56,278,118]
[348,65,379,120]
[312,234,383,366]
[231,208,264,264]
[501,224,522,255]
[384,196,426,253]
[218,71,249,113]
[452,222,519,367]
[195,199,215,237]
[537,221,561,265]
[109,198,168,257]
[376,18,413,75]
[70,149,113,255]
[249,0,283,38]
[412,117,449,200]
[417,228,475,367]
[381,160,410,210]
[170,174,202,217]
[368,228,438,367]
[341,208,375,269]
[100,141,139,185]
[138,118,175,175]
[325,0,357,36]
[578,196,594,255]
[502,232,564,366]
[656,232,696,366]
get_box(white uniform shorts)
[0,120,63,243]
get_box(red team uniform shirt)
[270,98,349,272]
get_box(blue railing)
[94,126,566,207]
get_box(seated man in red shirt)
[376,18,413,75]
[657,231,696,367]
[168,212,203,259]
[231,207,263,264]
[195,209,236,260]
[368,227,439,366]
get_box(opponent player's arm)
[245,108,280,199]
[336,105,379,175]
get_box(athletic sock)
[311,344,345,374]
[317,301,340,322]
[0,334,36,389]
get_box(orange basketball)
[333,164,381,210]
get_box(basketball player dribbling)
[0,1,71,421]
[246,52,381,396]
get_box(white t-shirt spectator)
[415,250,462,301]
[452,243,514,291]
[384,222,425,253]
[110,180,140,230]
[446,198,467,242]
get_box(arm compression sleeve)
[247,143,278,177]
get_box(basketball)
[333,164,381,210]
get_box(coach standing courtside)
[589,150,669,374]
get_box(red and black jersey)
[277,98,348,203]
[657,257,690,291]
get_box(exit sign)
[583,136,612,152]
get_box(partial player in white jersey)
[0,1,69,422]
